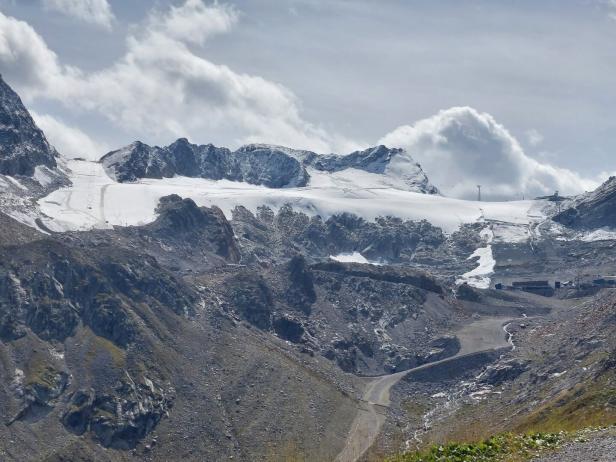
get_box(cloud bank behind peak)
[0,1,359,157]
[380,107,603,201]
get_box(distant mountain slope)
[554,176,616,229]
[100,139,439,194]
[0,75,58,176]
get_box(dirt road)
[334,317,514,462]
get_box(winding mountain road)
[335,317,515,462]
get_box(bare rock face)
[62,377,173,449]
[0,75,58,176]
[148,194,241,263]
[456,282,481,301]
[554,176,616,229]
[231,204,448,266]
[285,255,316,314]
[272,314,305,343]
[0,237,196,346]
[478,359,529,386]
[8,365,70,425]
[101,139,439,194]
[225,272,275,329]
[100,139,309,188]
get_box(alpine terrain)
[0,73,613,462]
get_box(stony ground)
[533,427,616,462]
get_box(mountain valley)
[0,74,613,462]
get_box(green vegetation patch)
[25,353,60,388]
[514,375,616,433]
[84,329,126,369]
[386,431,566,462]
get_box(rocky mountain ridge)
[101,138,439,193]
[0,75,58,177]
[554,176,616,229]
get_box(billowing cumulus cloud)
[31,112,108,160]
[42,0,115,29]
[0,1,357,154]
[380,107,601,200]
[1,1,605,198]
[0,12,74,97]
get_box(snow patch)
[330,252,381,265]
[579,228,616,242]
[492,223,530,243]
[33,166,55,187]
[49,348,65,361]
[479,226,495,243]
[469,386,499,401]
[13,368,24,387]
[456,245,496,290]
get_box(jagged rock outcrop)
[0,237,196,346]
[272,314,305,343]
[8,364,69,425]
[146,194,241,263]
[231,204,448,265]
[478,359,529,385]
[101,139,309,188]
[284,255,316,314]
[0,75,58,176]
[101,139,439,193]
[311,260,443,294]
[62,377,173,449]
[456,282,481,301]
[212,256,450,374]
[388,336,461,372]
[224,272,275,329]
[554,176,616,229]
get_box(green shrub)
[386,431,567,462]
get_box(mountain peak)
[0,75,58,176]
[101,139,439,194]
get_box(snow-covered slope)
[39,159,541,235]
[0,75,541,241]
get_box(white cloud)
[31,111,109,161]
[380,107,602,200]
[146,0,238,45]
[0,2,357,154]
[525,128,544,147]
[0,12,74,98]
[42,0,115,30]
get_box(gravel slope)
[533,427,616,462]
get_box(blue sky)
[0,0,615,199]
